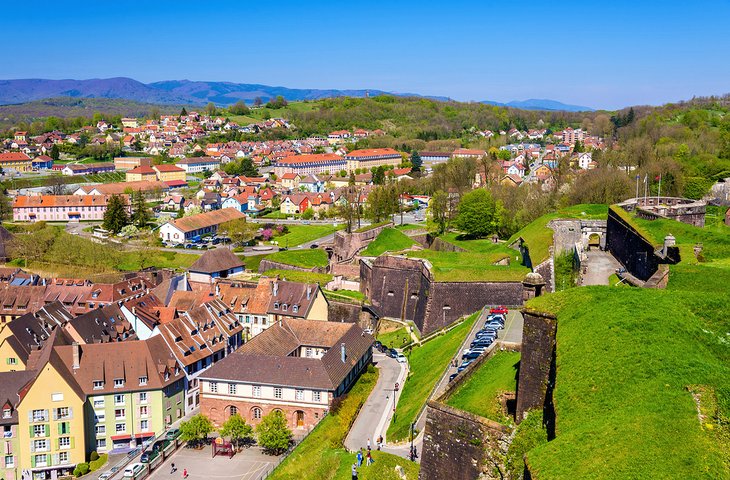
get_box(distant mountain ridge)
[481,98,594,112]
[0,77,593,111]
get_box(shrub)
[89,451,99,462]
[73,463,90,477]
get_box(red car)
[489,306,509,315]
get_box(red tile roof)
[344,148,401,158]
[276,154,343,165]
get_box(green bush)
[73,463,90,477]
[89,451,99,462]
[89,454,108,472]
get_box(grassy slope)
[507,204,608,265]
[265,248,329,268]
[262,269,333,284]
[323,289,366,303]
[269,368,419,480]
[270,224,344,247]
[445,351,520,424]
[404,250,529,282]
[376,327,412,349]
[387,312,478,441]
[360,228,416,256]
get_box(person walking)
[182,468,188,479]
[366,451,373,466]
[351,463,358,480]
[170,463,176,474]
[356,449,363,467]
[367,438,371,451]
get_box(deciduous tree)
[220,413,253,451]
[179,414,214,448]
[454,188,505,238]
[255,410,292,455]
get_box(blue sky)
[2,0,729,109]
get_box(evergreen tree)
[410,151,422,172]
[102,194,130,234]
[130,190,151,228]
[50,144,60,161]
[180,107,188,117]
[255,410,292,455]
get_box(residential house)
[13,195,129,223]
[0,153,33,172]
[175,157,220,174]
[152,164,187,186]
[61,163,115,176]
[31,155,54,170]
[187,249,244,285]
[125,166,158,183]
[113,157,151,171]
[158,209,246,244]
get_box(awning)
[165,180,187,188]
[68,212,80,216]
[110,432,154,441]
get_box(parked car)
[396,353,407,364]
[98,473,111,480]
[140,450,157,463]
[310,244,319,249]
[490,306,509,315]
[449,373,458,382]
[165,428,181,441]
[389,348,398,358]
[462,351,481,361]
[374,340,383,350]
[123,463,145,478]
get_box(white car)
[396,353,407,364]
[123,463,145,478]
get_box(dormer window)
[139,376,147,386]
[282,304,288,312]
[2,408,10,419]
[293,305,299,313]
[114,379,124,388]
[93,381,104,390]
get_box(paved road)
[344,352,406,451]
[147,444,280,480]
[581,250,621,285]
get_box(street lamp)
[409,422,416,461]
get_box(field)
[360,228,416,256]
[403,250,529,282]
[268,224,344,247]
[264,248,329,269]
[269,367,420,480]
[0,171,125,190]
[376,327,412,349]
[242,253,267,272]
[229,101,318,126]
[262,269,333,284]
[445,350,520,424]
[387,312,478,441]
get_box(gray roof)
[189,248,244,274]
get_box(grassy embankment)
[387,312,478,441]
[360,228,416,257]
[264,249,329,269]
[267,224,344,248]
[445,350,520,425]
[269,367,419,480]
[262,269,333,284]
[519,210,730,479]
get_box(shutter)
[55,438,59,450]
[29,425,34,437]
[53,453,59,466]
[68,407,73,420]
[47,454,51,466]
[53,409,58,421]
[31,455,36,468]
[44,424,49,437]
[70,437,75,449]
[66,422,71,434]
[30,441,35,453]
[58,423,62,435]
[44,409,49,421]
[28,411,33,423]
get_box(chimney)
[273,282,279,297]
[340,343,346,363]
[72,342,80,370]
[306,286,311,300]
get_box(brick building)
[199,318,373,431]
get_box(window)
[32,425,45,437]
[139,376,148,386]
[31,409,47,422]
[313,391,322,402]
[295,390,303,401]
[7,357,16,365]
[2,408,10,419]
[252,407,262,420]
[139,392,148,403]
[58,437,70,449]
[273,302,279,309]
[114,409,125,419]
[59,422,70,435]
[5,455,14,468]
[140,420,149,431]
[139,406,148,417]
[33,439,49,452]
[115,423,125,433]
[96,439,107,450]
[282,304,288,312]
[58,451,69,464]
[93,398,105,409]
[293,305,299,313]
[34,454,47,467]
[114,395,124,405]
[95,425,105,435]
[114,379,124,388]
[209,382,218,393]
[274,388,282,399]
[252,385,261,397]
[229,384,236,395]
[229,406,237,417]
[305,347,313,358]
[55,407,70,420]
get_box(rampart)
[257,259,326,274]
[617,196,706,227]
[332,222,392,263]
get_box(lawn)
[115,249,198,271]
[265,248,329,269]
[404,250,529,282]
[269,367,420,480]
[323,289,367,304]
[269,224,344,247]
[439,232,522,256]
[360,228,416,257]
[376,327,412,350]
[262,269,333,284]
[525,286,730,479]
[507,204,608,265]
[445,350,520,424]
[393,223,425,231]
[242,253,267,272]
[387,312,479,441]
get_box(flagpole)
[657,173,662,203]
[635,175,639,200]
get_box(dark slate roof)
[200,319,373,391]
[189,248,244,274]
[65,304,136,344]
[0,370,37,425]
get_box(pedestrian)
[377,435,383,450]
[356,449,363,467]
[351,463,358,480]
[367,438,371,451]
[182,468,188,479]
[170,463,176,474]
[366,451,373,466]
